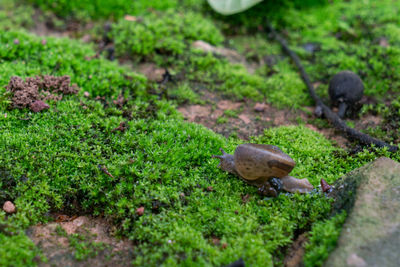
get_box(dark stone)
[328,71,364,118]
[224,258,245,267]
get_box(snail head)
[212,148,237,175]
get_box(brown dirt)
[284,233,308,267]
[178,91,308,140]
[27,215,134,267]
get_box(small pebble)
[3,201,16,214]
[136,206,145,216]
[254,102,267,112]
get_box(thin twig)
[266,23,398,152]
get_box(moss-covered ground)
[1,0,400,266]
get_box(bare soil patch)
[178,91,307,140]
[27,215,134,267]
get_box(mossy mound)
[0,30,375,267]
[1,0,400,266]
[110,10,224,60]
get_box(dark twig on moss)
[265,23,398,152]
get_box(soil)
[283,233,308,267]
[178,90,307,140]
[27,215,134,267]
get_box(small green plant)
[216,116,229,124]
[224,109,240,118]
[304,211,347,267]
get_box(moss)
[0,32,357,264]
[168,82,204,105]
[2,0,400,265]
[25,0,205,22]
[278,0,400,100]
[0,231,43,267]
[110,10,223,61]
[303,211,347,267]
[0,31,147,98]
[0,0,34,31]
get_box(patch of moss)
[0,32,360,265]
[0,231,43,267]
[2,0,400,265]
[0,31,146,98]
[303,211,347,267]
[26,0,203,21]
[279,0,400,100]
[0,0,34,31]
[167,82,204,105]
[110,10,224,61]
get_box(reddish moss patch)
[6,75,79,112]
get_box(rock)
[224,258,245,267]
[124,15,140,22]
[192,40,245,64]
[3,201,16,214]
[136,206,145,216]
[238,114,251,124]
[30,100,50,112]
[136,63,166,82]
[325,157,400,267]
[254,102,268,112]
[328,71,364,118]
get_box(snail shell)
[234,144,295,181]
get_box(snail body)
[213,144,314,197]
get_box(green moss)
[216,116,228,124]
[224,109,240,118]
[0,31,146,98]
[0,231,43,267]
[0,0,34,31]
[253,126,360,185]
[279,0,400,99]
[25,0,177,20]
[303,211,347,267]
[168,82,204,105]
[2,0,400,265]
[0,32,356,264]
[110,10,223,60]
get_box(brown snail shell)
[234,144,295,181]
[213,144,314,196]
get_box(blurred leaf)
[207,0,264,15]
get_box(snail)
[212,144,314,197]
[329,70,364,118]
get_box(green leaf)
[207,0,263,15]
